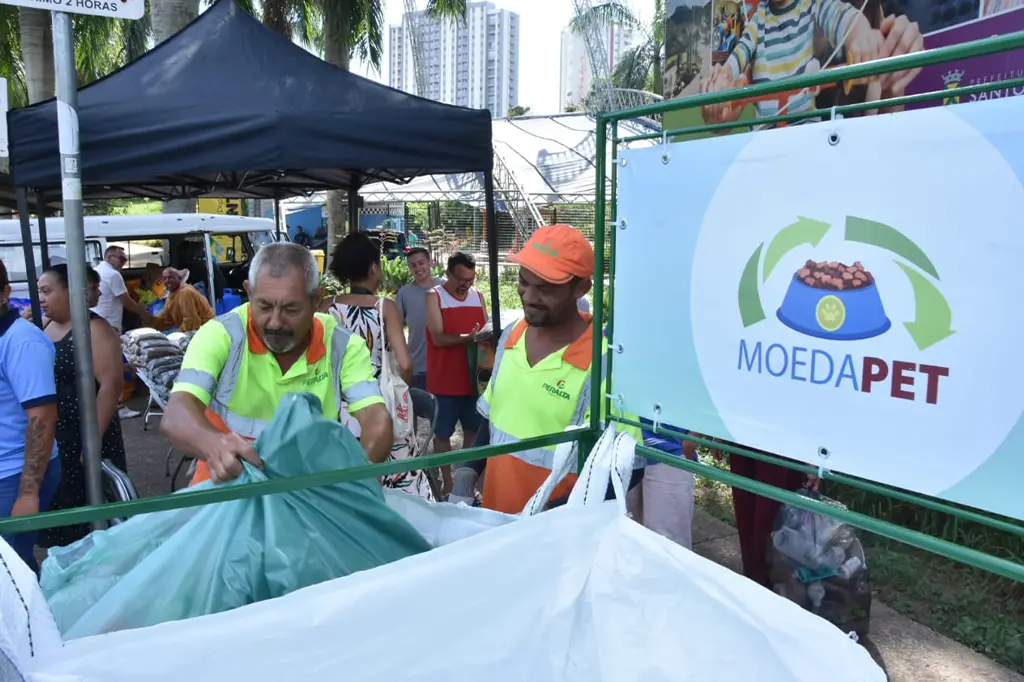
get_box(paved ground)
[118,390,1021,682]
[692,512,1024,682]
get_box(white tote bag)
[29,427,885,682]
[376,297,414,442]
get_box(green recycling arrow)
[846,216,940,280]
[762,216,832,282]
[739,242,766,327]
[894,261,955,350]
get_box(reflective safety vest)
[172,304,382,484]
[476,315,643,514]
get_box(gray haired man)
[161,243,392,484]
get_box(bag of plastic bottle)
[40,393,432,639]
[767,488,872,638]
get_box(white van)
[0,213,277,311]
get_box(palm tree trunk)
[19,7,54,104]
[151,0,200,214]
[262,0,292,40]
[323,12,352,256]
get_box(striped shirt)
[728,0,858,118]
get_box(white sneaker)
[118,407,141,420]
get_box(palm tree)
[299,0,467,249]
[1,7,152,108]
[610,0,664,94]
[571,0,665,97]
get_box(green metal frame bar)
[611,415,1024,539]
[594,31,1024,579]
[635,443,1024,583]
[604,31,1024,123]
[0,431,580,535]
[605,119,619,427]
[621,76,1024,144]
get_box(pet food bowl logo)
[735,215,953,406]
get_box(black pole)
[36,191,49,269]
[14,189,42,326]
[347,187,359,235]
[483,171,500,334]
[273,198,282,240]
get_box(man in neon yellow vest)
[161,243,392,483]
[461,225,644,514]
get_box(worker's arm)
[339,334,393,463]
[7,337,58,516]
[161,320,262,480]
[90,317,124,435]
[117,292,148,318]
[425,290,478,347]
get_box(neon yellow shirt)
[172,304,383,483]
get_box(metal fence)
[364,198,604,265]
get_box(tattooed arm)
[12,406,58,516]
[6,332,59,517]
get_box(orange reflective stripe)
[188,408,255,486]
[482,454,578,514]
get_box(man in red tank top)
[424,252,487,494]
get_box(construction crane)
[403,0,430,97]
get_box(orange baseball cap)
[509,224,595,284]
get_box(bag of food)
[767,489,872,637]
[40,393,433,639]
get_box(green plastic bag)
[41,393,432,639]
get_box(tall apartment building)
[388,1,519,117]
[558,21,636,111]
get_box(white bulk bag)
[26,427,884,682]
[0,538,64,672]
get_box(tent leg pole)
[54,10,105,522]
[15,189,42,326]
[483,171,500,334]
[347,187,359,235]
[202,233,217,309]
[274,198,282,240]
[36,191,49,269]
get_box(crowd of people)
[0,223,812,593]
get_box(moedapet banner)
[613,93,1024,520]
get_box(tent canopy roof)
[5,0,492,200]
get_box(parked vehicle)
[0,213,276,312]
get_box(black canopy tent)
[5,0,502,327]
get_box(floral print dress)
[327,299,433,500]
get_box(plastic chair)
[409,388,442,499]
[101,459,138,526]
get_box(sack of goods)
[120,328,183,369]
[165,331,196,352]
[767,489,872,638]
[39,393,432,639]
[9,425,885,682]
